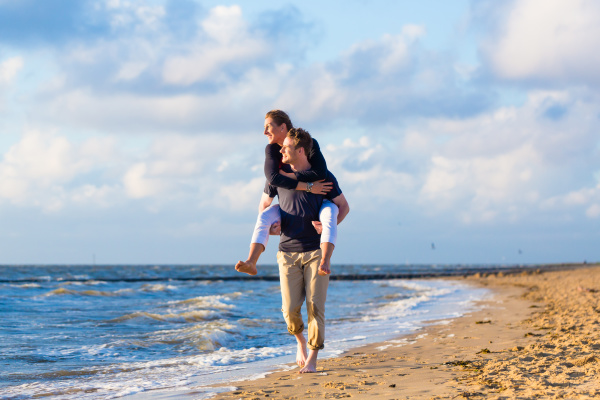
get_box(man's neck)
[289,159,311,172]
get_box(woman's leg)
[317,200,339,275]
[235,205,281,275]
[250,204,281,248]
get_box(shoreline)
[209,263,600,399]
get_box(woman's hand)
[269,221,281,235]
[311,221,323,234]
[310,180,333,195]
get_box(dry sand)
[212,264,600,399]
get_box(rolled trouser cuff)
[286,323,305,336]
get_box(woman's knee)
[319,202,338,222]
[257,205,281,226]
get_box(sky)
[0,0,599,266]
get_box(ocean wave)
[59,280,108,286]
[56,275,90,281]
[150,320,239,351]
[1,344,290,400]
[357,280,460,323]
[383,279,455,297]
[237,318,274,327]
[140,283,178,292]
[10,282,42,288]
[173,293,240,310]
[108,310,216,323]
[41,288,118,297]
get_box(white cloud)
[39,66,287,134]
[420,144,541,222]
[217,177,265,211]
[162,6,269,85]
[587,204,600,218]
[114,61,148,81]
[25,6,468,135]
[316,88,600,224]
[0,130,119,210]
[201,5,246,44]
[0,56,23,84]
[414,90,600,221]
[482,0,600,84]
[70,184,121,207]
[323,137,417,210]
[122,134,236,200]
[542,180,600,219]
[43,89,232,133]
[272,25,480,123]
[0,129,260,211]
[123,162,166,199]
[104,0,165,30]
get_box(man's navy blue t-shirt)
[265,171,342,253]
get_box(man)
[262,127,349,373]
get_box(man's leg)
[300,249,329,373]
[293,332,308,368]
[236,205,281,275]
[277,251,308,367]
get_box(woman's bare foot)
[235,260,257,276]
[295,334,308,367]
[299,349,318,373]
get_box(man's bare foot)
[235,260,257,276]
[295,334,308,367]
[299,349,318,373]
[318,260,331,276]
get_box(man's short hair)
[265,110,294,130]
[287,128,313,156]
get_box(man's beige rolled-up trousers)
[277,249,329,350]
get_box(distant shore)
[211,263,600,399]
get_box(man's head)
[280,128,313,165]
[264,110,294,145]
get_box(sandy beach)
[212,264,600,399]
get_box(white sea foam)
[2,345,294,400]
[172,293,239,310]
[38,287,122,297]
[10,282,41,288]
[140,283,178,292]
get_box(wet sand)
[212,264,600,399]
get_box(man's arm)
[331,193,349,225]
[258,192,274,213]
[312,193,349,235]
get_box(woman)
[235,110,339,276]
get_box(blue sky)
[0,0,599,265]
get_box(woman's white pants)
[250,200,339,247]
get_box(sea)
[0,263,527,399]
